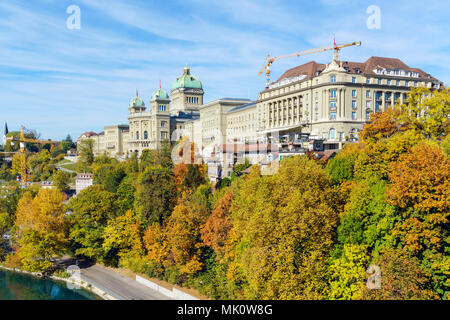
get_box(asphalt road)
[79,264,170,300]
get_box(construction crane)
[258,39,361,88]
[7,126,58,185]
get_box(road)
[79,264,170,300]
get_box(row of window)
[186,96,199,104]
[331,75,420,87]
[135,131,168,140]
[328,128,359,140]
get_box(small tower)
[151,84,171,145]
[128,89,146,114]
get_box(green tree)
[14,189,68,273]
[182,164,206,190]
[116,175,136,215]
[53,170,72,192]
[397,87,450,139]
[135,166,176,226]
[328,244,369,300]
[77,139,94,172]
[68,185,117,262]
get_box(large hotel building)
[78,55,443,180]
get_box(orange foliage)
[387,142,450,253]
[360,107,405,142]
[201,191,234,260]
[143,223,169,266]
[15,189,66,235]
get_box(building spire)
[136,88,139,97]
[159,80,161,89]
[4,122,8,136]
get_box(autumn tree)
[228,157,339,299]
[102,210,144,267]
[328,244,369,300]
[68,185,118,263]
[387,141,449,255]
[14,189,68,272]
[182,164,206,191]
[397,87,450,139]
[362,248,435,300]
[143,222,169,277]
[165,188,210,275]
[201,190,234,261]
[360,107,405,142]
[135,166,176,226]
[53,170,72,192]
[77,139,94,172]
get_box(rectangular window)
[330,76,336,83]
[352,111,356,120]
[366,78,370,84]
[352,90,356,97]
[366,101,371,108]
[330,89,337,98]
[352,77,356,83]
[405,81,409,87]
[330,112,336,120]
[330,101,336,109]
[396,80,400,86]
[378,78,382,85]
[366,110,370,119]
[352,100,356,108]
[366,90,370,98]
[387,79,391,85]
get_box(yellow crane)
[258,39,361,88]
[7,126,58,184]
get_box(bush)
[4,253,23,269]
[53,269,71,278]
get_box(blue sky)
[0,0,449,140]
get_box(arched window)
[329,128,336,140]
[136,131,139,140]
[144,131,148,139]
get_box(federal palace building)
[78,56,443,179]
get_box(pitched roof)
[273,56,439,85]
[276,61,325,82]
[79,131,98,138]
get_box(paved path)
[80,264,170,300]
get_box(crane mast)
[258,40,361,88]
[7,126,58,185]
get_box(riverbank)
[0,264,114,300]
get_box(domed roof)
[172,65,202,90]
[152,88,169,100]
[130,90,145,108]
[129,96,144,107]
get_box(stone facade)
[257,56,442,148]
[78,57,442,177]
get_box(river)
[0,268,100,300]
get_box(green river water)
[0,268,99,300]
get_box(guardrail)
[136,275,199,300]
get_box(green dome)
[152,88,169,100]
[172,65,202,90]
[129,96,144,108]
